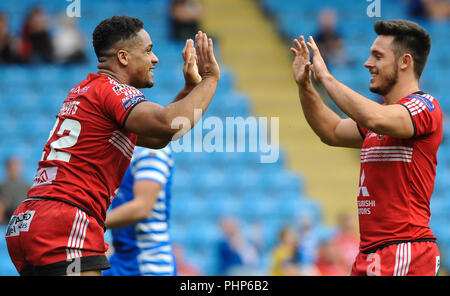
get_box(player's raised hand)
[195,31,220,83]
[291,35,312,86]
[182,39,202,87]
[306,36,330,83]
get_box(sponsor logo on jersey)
[59,101,80,116]
[32,167,58,187]
[113,84,141,96]
[70,86,90,95]
[68,86,90,99]
[122,94,146,110]
[5,210,36,237]
[407,94,435,112]
[368,132,385,140]
[358,170,370,197]
[358,170,376,215]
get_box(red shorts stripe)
[5,199,109,275]
[67,209,90,260]
[351,241,439,276]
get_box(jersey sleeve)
[133,149,172,186]
[356,123,369,140]
[101,82,147,127]
[397,94,439,137]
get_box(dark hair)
[374,19,431,79]
[92,16,144,59]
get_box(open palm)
[182,39,202,87]
[291,35,312,85]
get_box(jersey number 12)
[41,118,81,162]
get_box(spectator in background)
[270,226,301,276]
[248,220,265,256]
[331,212,359,275]
[315,240,346,276]
[0,157,30,224]
[170,0,203,41]
[0,12,21,63]
[314,8,351,68]
[52,14,87,65]
[216,216,260,275]
[296,216,319,275]
[407,0,430,18]
[173,244,204,276]
[406,0,450,20]
[19,6,54,63]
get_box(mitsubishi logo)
[358,170,370,197]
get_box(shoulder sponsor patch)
[407,94,435,112]
[122,94,146,110]
[113,84,141,96]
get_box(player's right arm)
[291,35,363,148]
[125,31,220,148]
[298,79,363,148]
[105,179,161,229]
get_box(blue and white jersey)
[104,146,175,276]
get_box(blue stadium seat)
[0,226,18,275]
[260,170,303,194]
[1,67,30,87]
[239,197,277,221]
[16,113,53,141]
[0,115,17,141]
[171,168,195,190]
[431,195,450,215]
[272,195,303,221]
[292,199,322,225]
[171,193,208,221]
[194,168,228,192]
[185,220,221,247]
[223,166,261,192]
[0,252,18,275]
[203,192,242,219]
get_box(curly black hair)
[92,16,144,59]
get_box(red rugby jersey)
[28,73,146,224]
[356,92,442,252]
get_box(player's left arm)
[124,32,219,147]
[136,39,202,150]
[105,180,161,229]
[306,36,414,139]
[320,76,414,138]
[136,135,170,149]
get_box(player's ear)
[117,49,129,66]
[400,53,413,71]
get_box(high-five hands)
[182,39,202,87]
[290,35,312,86]
[291,35,330,85]
[182,31,220,87]
[195,31,220,83]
